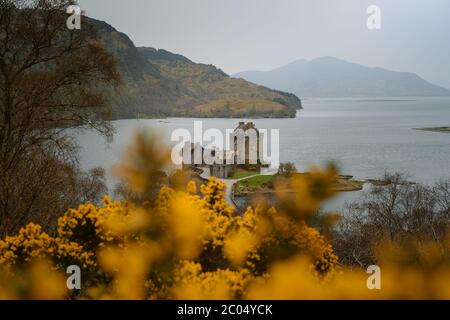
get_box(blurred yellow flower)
[1,135,448,300]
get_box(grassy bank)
[235,173,366,196]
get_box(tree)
[332,173,449,266]
[277,162,297,178]
[0,0,120,236]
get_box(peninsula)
[413,127,450,133]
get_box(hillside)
[234,57,450,98]
[88,18,302,119]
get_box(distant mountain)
[88,18,302,119]
[234,57,450,98]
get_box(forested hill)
[89,18,302,119]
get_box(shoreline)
[413,127,450,133]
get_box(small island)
[233,172,366,197]
[182,122,402,212]
[413,127,450,133]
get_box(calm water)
[74,97,450,209]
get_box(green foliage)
[235,175,274,193]
[278,163,298,177]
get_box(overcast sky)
[78,0,450,89]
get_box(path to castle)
[199,167,258,212]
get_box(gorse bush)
[0,134,449,300]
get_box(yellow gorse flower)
[1,133,449,300]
